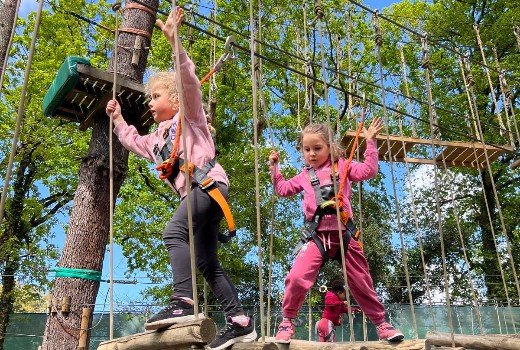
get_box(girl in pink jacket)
[269,118,403,343]
[106,8,256,350]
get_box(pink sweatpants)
[282,234,386,325]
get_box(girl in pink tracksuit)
[269,119,403,343]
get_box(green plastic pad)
[42,56,91,118]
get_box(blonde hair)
[145,72,179,107]
[300,123,345,161]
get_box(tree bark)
[0,0,19,77]
[41,1,158,349]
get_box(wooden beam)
[96,318,216,350]
[340,131,514,169]
[426,331,520,350]
[232,342,279,350]
[263,338,425,350]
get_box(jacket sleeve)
[270,165,305,197]
[113,120,156,161]
[177,48,206,128]
[346,138,379,182]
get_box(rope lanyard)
[420,33,455,345]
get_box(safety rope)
[108,2,121,340]
[515,26,520,51]
[398,43,417,138]
[312,0,356,342]
[374,12,419,340]
[473,25,506,136]
[420,33,456,346]
[398,47,437,332]
[0,0,44,225]
[422,50,485,338]
[461,55,518,332]
[0,0,21,100]
[492,47,520,145]
[248,0,266,341]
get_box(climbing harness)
[293,164,360,263]
[153,120,236,243]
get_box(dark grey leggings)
[163,183,244,317]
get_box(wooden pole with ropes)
[0,0,21,99]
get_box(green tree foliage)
[1,0,519,346]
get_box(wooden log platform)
[341,132,514,169]
[260,338,427,350]
[96,318,216,350]
[426,331,520,350]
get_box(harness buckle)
[199,178,215,190]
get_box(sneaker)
[207,317,257,350]
[275,318,295,343]
[144,298,205,330]
[376,322,404,342]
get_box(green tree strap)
[54,267,102,281]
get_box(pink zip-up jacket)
[270,139,378,232]
[113,48,229,198]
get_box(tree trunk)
[41,1,158,348]
[0,0,19,77]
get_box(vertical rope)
[373,11,418,339]
[515,26,520,50]
[169,1,199,316]
[492,47,520,145]
[0,0,44,225]
[313,0,355,342]
[108,2,121,340]
[398,43,416,138]
[473,24,506,136]
[249,0,265,340]
[420,34,455,346]
[0,0,21,100]
[462,55,518,332]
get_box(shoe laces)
[217,322,234,336]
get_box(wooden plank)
[263,338,425,350]
[96,318,216,350]
[340,131,514,169]
[426,331,520,350]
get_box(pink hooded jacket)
[270,139,378,232]
[113,48,228,198]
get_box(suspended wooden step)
[426,331,520,350]
[263,338,426,350]
[42,56,153,134]
[96,318,216,350]
[341,131,514,169]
